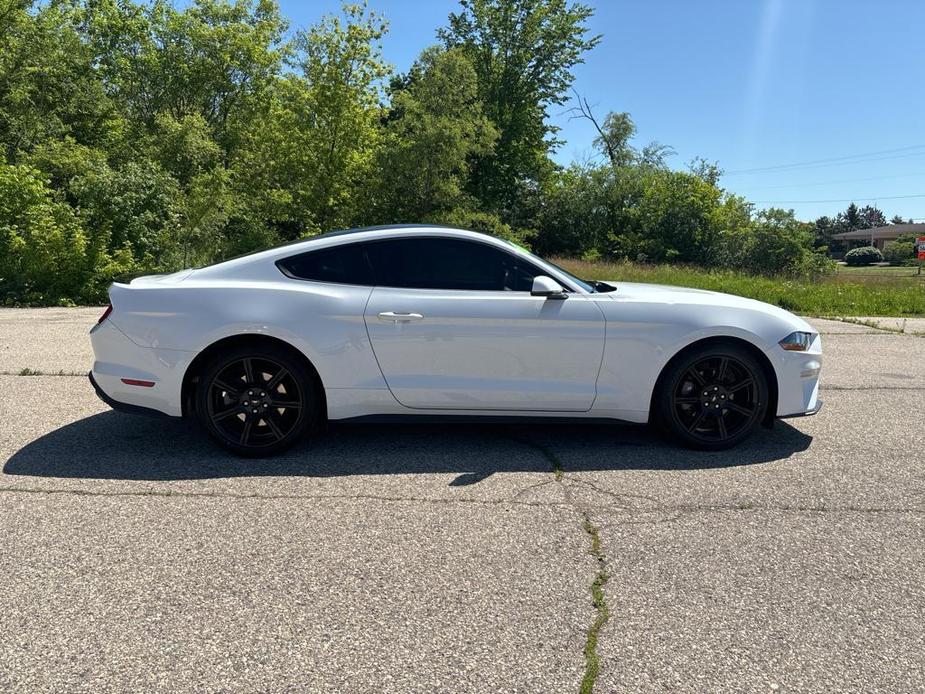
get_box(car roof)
[308,223,473,241]
[283,224,502,251]
[190,224,588,292]
[197,225,509,273]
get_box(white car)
[89,225,822,456]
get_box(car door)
[362,237,606,411]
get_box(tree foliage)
[812,202,890,248]
[0,0,849,304]
[371,46,497,223]
[883,234,918,266]
[439,0,599,222]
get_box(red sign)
[918,236,925,261]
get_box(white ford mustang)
[89,225,822,456]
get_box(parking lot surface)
[0,309,922,692]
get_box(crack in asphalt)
[0,485,570,508]
[507,437,612,694]
[0,484,921,517]
[503,434,925,692]
[0,370,85,377]
[820,385,924,391]
[825,318,925,338]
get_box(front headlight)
[779,331,815,351]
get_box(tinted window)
[364,238,543,291]
[277,244,373,285]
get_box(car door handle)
[378,311,424,322]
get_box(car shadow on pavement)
[5,410,813,482]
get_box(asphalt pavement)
[0,309,922,693]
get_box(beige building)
[832,223,925,251]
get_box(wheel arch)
[649,335,778,427]
[181,334,327,421]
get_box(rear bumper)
[88,371,170,418]
[89,319,191,417]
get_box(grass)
[579,514,610,694]
[831,263,924,286]
[554,257,925,317]
[10,368,82,376]
[835,264,920,274]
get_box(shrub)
[720,208,833,277]
[883,241,916,266]
[0,163,90,304]
[845,246,883,266]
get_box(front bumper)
[779,398,823,419]
[773,333,823,418]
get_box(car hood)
[597,281,815,332]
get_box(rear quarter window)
[276,244,373,286]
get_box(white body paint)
[90,227,822,422]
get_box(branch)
[566,88,617,167]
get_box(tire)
[655,342,769,451]
[195,343,318,457]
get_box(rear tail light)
[97,304,113,325]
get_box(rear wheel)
[196,344,318,456]
[655,343,768,450]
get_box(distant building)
[832,223,925,251]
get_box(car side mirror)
[531,275,568,300]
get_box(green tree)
[882,233,918,266]
[536,163,629,257]
[812,214,836,249]
[0,1,116,160]
[146,113,224,186]
[724,208,832,275]
[235,2,390,235]
[0,0,848,303]
[372,46,497,222]
[0,163,89,303]
[857,204,886,229]
[583,108,637,168]
[80,0,287,152]
[569,97,675,170]
[838,202,862,231]
[69,159,182,267]
[439,0,599,223]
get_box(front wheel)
[196,344,318,457]
[655,343,769,450]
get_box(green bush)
[845,246,883,266]
[0,163,89,304]
[714,208,834,278]
[883,241,916,266]
[0,163,142,305]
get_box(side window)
[364,238,544,291]
[277,244,373,285]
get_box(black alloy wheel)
[656,344,768,450]
[197,345,316,456]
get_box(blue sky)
[278,0,925,222]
